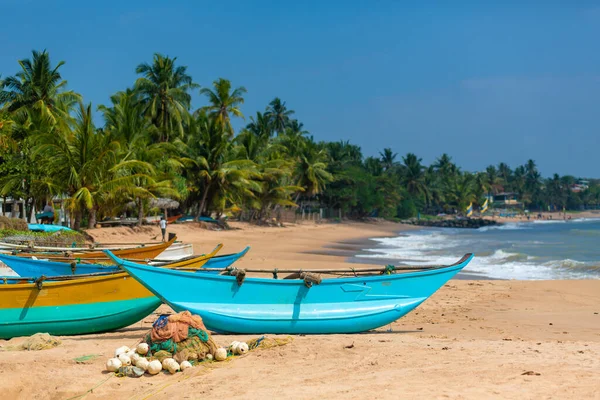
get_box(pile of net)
[104,311,295,377]
[1,333,61,351]
[143,311,219,364]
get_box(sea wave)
[358,228,600,280]
[477,223,531,232]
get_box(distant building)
[492,192,522,208]
[571,180,589,193]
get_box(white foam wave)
[477,223,531,232]
[358,230,600,280]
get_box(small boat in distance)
[0,272,160,339]
[106,251,474,334]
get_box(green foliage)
[397,198,417,219]
[0,228,86,246]
[2,49,599,229]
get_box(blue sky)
[1,1,599,177]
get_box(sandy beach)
[1,221,599,399]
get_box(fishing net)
[142,311,220,363]
[1,333,62,351]
[247,336,294,350]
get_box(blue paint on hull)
[107,251,474,334]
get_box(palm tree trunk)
[73,210,82,231]
[197,183,212,218]
[137,198,143,227]
[88,207,97,229]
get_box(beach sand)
[1,221,599,399]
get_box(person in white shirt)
[159,217,167,242]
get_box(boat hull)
[109,252,473,334]
[14,236,177,261]
[153,243,194,261]
[0,273,160,339]
[0,244,240,277]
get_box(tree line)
[0,50,598,229]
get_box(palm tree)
[401,153,428,198]
[199,78,246,136]
[379,148,398,172]
[246,111,273,140]
[0,50,80,128]
[433,153,457,177]
[32,102,121,229]
[98,89,155,148]
[497,162,512,188]
[265,98,294,134]
[181,117,258,216]
[294,140,333,201]
[134,53,197,141]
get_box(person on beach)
[41,202,55,224]
[159,217,167,242]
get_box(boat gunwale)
[0,271,131,289]
[109,252,474,286]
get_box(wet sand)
[1,221,599,399]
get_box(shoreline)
[1,221,599,399]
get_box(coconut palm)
[379,148,398,172]
[134,53,197,141]
[32,102,121,228]
[0,50,80,128]
[294,140,333,200]
[265,98,294,134]
[246,111,273,140]
[401,153,428,198]
[199,78,246,136]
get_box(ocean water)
[357,218,600,280]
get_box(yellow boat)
[0,272,160,339]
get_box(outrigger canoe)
[0,245,250,277]
[0,272,160,339]
[11,235,177,261]
[106,251,474,334]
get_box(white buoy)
[130,353,141,365]
[237,342,249,355]
[117,354,132,366]
[162,358,175,370]
[214,348,227,361]
[166,359,180,374]
[136,343,149,355]
[147,360,162,375]
[205,354,213,361]
[180,361,192,371]
[136,358,150,371]
[114,346,130,357]
[106,358,122,372]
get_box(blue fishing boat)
[105,251,474,334]
[0,253,117,276]
[28,223,72,233]
[0,246,250,277]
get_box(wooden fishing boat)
[11,235,177,261]
[0,237,186,255]
[152,242,193,262]
[0,272,160,339]
[106,251,474,334]
[0,244,225,277]
[166,214,182,224]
